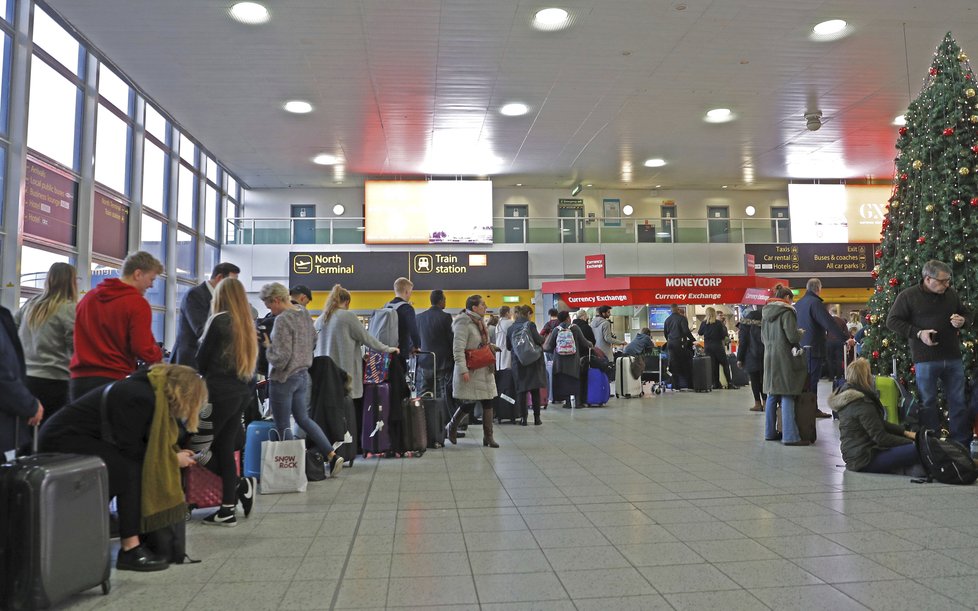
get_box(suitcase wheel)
[101,579,111,595]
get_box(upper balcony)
[225,215,792,246]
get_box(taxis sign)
[289,251,528,291]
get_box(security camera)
[805,111,823,131]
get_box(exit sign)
[502,296,520,303]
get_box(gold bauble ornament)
[968,88,977,98]
[971,115,978,124]
[912,160,923,170]
[956,253,966,263]
[965,341,975,351]
[905,255,911,262]
[961,166,972,175]
[960,52,970,62]
[925,204,935,212]
[882,338,890,348]
[891,200,900,208]
[870,314,879,324]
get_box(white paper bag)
[259,430,308,494]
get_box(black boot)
[519,395,529,426]
[533,405,542,426]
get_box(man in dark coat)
[795,278,851,417]
[0,306,44,456]
[416,289,454,398]
[170,262,240,368]
[663,304,695,390]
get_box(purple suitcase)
[586,367,611,406]
[361,383,392,456]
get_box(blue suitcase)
[244,419,275,478]
[586,368,611,406]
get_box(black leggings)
[515,389,541,418]
[705,343,732,389]
[189,380,251,505]
[39,434,142,539]
[748,370,766,403]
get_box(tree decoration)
[863,33,978,426]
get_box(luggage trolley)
[640,347,671,395]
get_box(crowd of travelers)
[0,252,970,576]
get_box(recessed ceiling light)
[745,205,756,216]
[705,108,734,123]
[586,184,593,187]
[722,185,728,189]
[516,183,523,187]
[655,184,662,188]
[622,205,634,216]
[813,19,847,35]
[500,102,529,116]
[332,204,345,215]
[284,100,313,114]
[229,2,270,24]
[644,158,666,168]
[893,115,907,126]
[533,7,570,31]
[312,153,339,165]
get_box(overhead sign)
[24,159,77,246]
[289,251,529,291]
[93,189,129,260]
[745,243,875,274]
[584,254,606,280]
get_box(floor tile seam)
[709,554,830,590]
[908,576,975,607]
[327,457,385,611]
[445,446,484,609]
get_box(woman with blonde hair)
[698,306,736,390]
[15,262,78,418]
[39,363,207,572]
[830,358,920,473]
[315,284,397,444]
[192,277,259,526]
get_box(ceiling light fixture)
[644,158,666,168]
[570,183,582,196]
[622,205,634,216]
[500,102,529,116]
[516,183,523,187]
[705,108,734,123]
[813,19,847,35]
[312,153,339,165]
[283,100,313,114]
[533,7,570,31]
[893,115,907,126]
[229,2,270,24]
[805,110,823,131]
[745,205,756,216]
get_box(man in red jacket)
[69,251,165,400]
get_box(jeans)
[269,371,334,456]
[862,444,921,474]
[765,394,799,443]
[914,359,968,444]
[806,352,824,398]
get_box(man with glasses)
[887,260,972,443]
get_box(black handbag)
[305,446,327,482]
[142,521,199,565]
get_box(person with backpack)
[830,358,921,474]
[543,310,592,408]
[506,305,546,426]
[386,277,421,369]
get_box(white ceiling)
[43,0,978,190]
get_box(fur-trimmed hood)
[828,386,874,413]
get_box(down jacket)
[829,384,912,472]
[761,299,806,396]
[452,310,497,402]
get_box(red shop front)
[541,255,789,307]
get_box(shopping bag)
[259,429,307,494]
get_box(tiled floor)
[61,382,978,610]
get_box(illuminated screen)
[788,184,889,243]
[648,305,673,331]
[365,180,493,244]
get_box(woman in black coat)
[507,305,547,426]
[737,308,765,411]
[698,307,737,390]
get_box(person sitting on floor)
[830,358,921,474]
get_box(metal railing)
[224,216,792,246]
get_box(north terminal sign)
[289,251,528,291]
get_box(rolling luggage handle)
[413,350,439,399]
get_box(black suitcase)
[0,452,112,609]
[494,368,519,422]
[414,351,451,448]
[401,397,428,456]
[692,355,713,392]
[727,354,749,387]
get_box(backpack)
[555,325,577,356]
[370,301,408,347]
[912,429,978,485]
[512,324,543,366]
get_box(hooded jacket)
[761,299,806,395]
[829,384,912,471]
[70,278,163,380]
[737,310,764,374]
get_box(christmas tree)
[863,33,978,392]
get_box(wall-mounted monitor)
[365,180,493,244]
[788,184,889,243]
[648,305,673,331]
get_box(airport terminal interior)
[4,0,978,609]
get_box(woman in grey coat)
[544,311,593,408]
[506,305,547,426]
[315,284,398,447]
[761,285,809,446]
[449,295,499,447]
